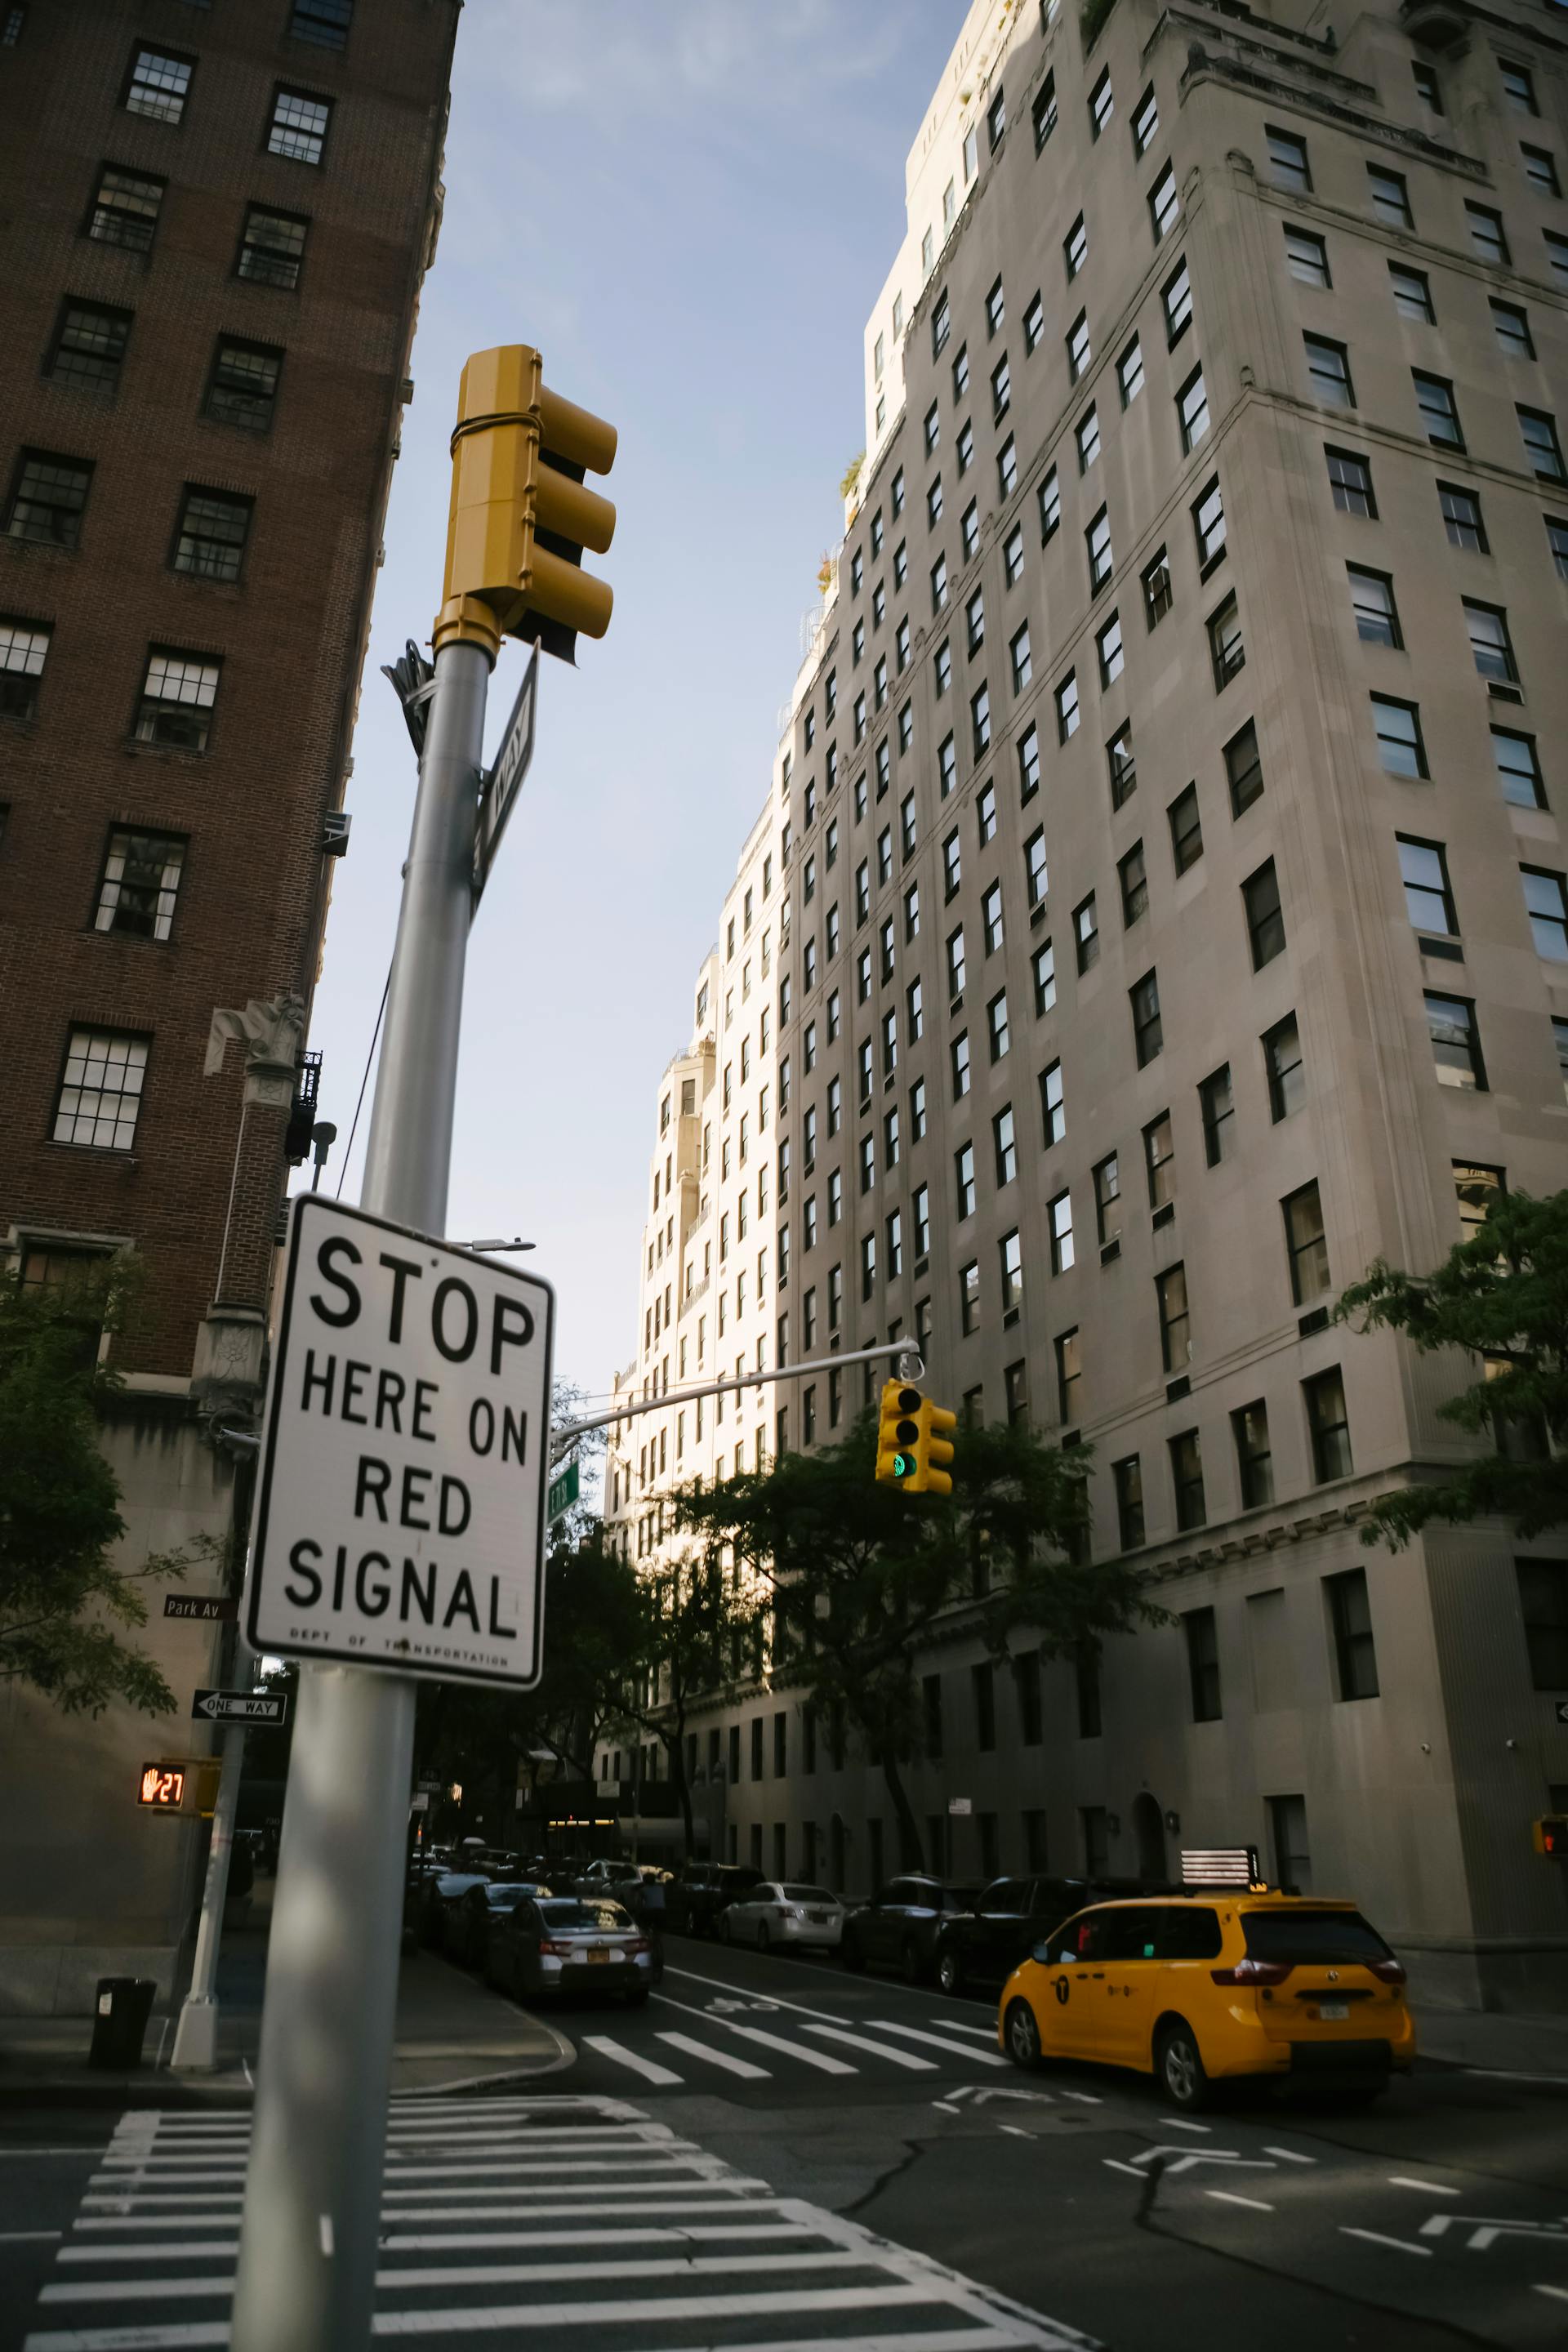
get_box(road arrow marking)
[1389,2176,1457,2195]
[1343,2226,1432,2257]
[1129,2148,1276,2176]
[1420,2215,1568,2252]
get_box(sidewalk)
[1413,2002,1568,2078]
[0,1934,574,2107]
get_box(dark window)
[1113,1456,1144,1549]
[1130,969,1162,1066]
[205,339,282,432]
[1389,264,1434,323]
[923,1673,943,1757]
[1516,1560,1568,1690]
[1285,225,1330,287]
[1209,594,1245,688]
[1283,1179,1330,1304]
[1413,371,1463,449]
[1304,335,1353,407]
[124,47,193,125]
[1463,599,1517,684]
[1157,1263,1190,1372]
[93,826,185,941]
[1439,481,1486,552]
[1225,718,1263,817]
[289,0,353,49]
[238,205,310,289]
[87,166,164,253]
[973,1663,996,1751]
[6,450,92,550]
[1033,73,1057,154]
[1327,447,1375,518]
[1143,546,1173,626]
[1519,405,1566,483]
[1200,1064,1234,1165]
[1184,1602,1220,1712]
[1108,724,1137,810]
[1368,164,1413,229]
[268,88,332,167]
[1264,1013,1303,1120]
[1466,203,1509,266]
[1144,1112,1174,1209]
[47,301,132,394]
[1234,1402,1273,1508]
[1193,477,1226,569]
[1169,782,1203,874]
[134,647,220,751]
[1425,991,1486,1089]
[1094,1152,1121,1248]
[1244,858,1285,968]
[1054,1327,1080,1423]
[1119,841,1148,928]
[1493,729,1545,811]
[1327,1569,1379,1699]
[0,616,51,719]
[1371,694,1428,778]
[1523,144,1561,198]
[172,488,252,582]
[1397,835,1458,936]
[1305,1367,1353,1481]
[1493,299,1535,359]
[1348,565,1401,648]
[1267,126,1311,194]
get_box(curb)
[0,2023,578,2110]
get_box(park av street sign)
[246,1195,554,1688]
[472,644,537,904]
[191,1687,289,1726]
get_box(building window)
[1003,524,1025,588]
[1493,728,1544,810]
[1283,1179,1330,1304]
[1439,481,1485,551]
[1463,599,1517,684]
[1169,781,1203,873]
[1073,893,1098,973]
[1089,69,1113,140]
[0,617,51,720]
[87,166,165,253]
[1208,594,1245,689]
[1033,72,1058,153]
[1243,858,1285,969]
[1022,292,1044,354]
[955,1140,976,1220]
[1285,224,1330,287]
[268,87,332,167]
[960,1258,980,1334]
[1264,1013,1304,1121]
[1178,364,1209,451]
[47,302,132,395]
[1162,258,1192,345]
[1184,1601,1219,1711]
[1392,264,1436,321]
[1367,165,1413,229]
[1056,670,1080,742]
[1348,565,1401,648]
[289,0,353,49]
[1142,546,1173,628]
[1305,335,1353,408]
[134,648,220,751]
[1157,1263,1190,1370]
[1097,612,1123,687]
[1523,866,1568,961]
[1118,337,1145,407]
[172,487,252,582]
[1370,694,1427,779]
[205,339,282,432]
[1066,309,1091,383]
[1267,125,1311,194]
[1425,991,1486,1089]
[1200,1064,1234,1165]
[53,1027,149,1150]
[1547,229,1568,285]
[1516,1560,1568,1690]
[1113,1455,1144,1548]
[7,451,93,550]
[1493,300,1536,359]
[1398,835,1458,937]
[1120,841,1148,929]
[970,686,991,759]
[1000,1229,1023,1318]
[1054,1327,1080,1424]
[2,5,26,43]
[124,47,193,124]
[1149,163,1178,243]
[1466,203,1509,266]
[1526,142,1565,196]
[1519,405,1566,483]
[1109,723,1137,810]
[1133,84,1160,156]
[987,989,1010,1062]
[1305,1366,1353,1482]
[1501,57,1538,114]
[1040,467,1060,540]
[1234,1402,1272,1508]
[1032,939,1056,1013]
[1326,1568,1379,1699]
[1327,447,1374,518]
[1192,478,1225,569]
[1414,371,1463,449]
[1040,1059,1065,1147]
[1144,1112,1174,1208]
[1086,506,1113,591]
[1049,1189,1075,1273]
[1076,407,1101,472]
[94,827,185,941]
[1130,971,1162,1065]
[991,355,1011,420]
[1010,621,1031,693]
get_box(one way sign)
[191,1688,290,1726]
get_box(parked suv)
[840,1875,983,1984]
[933,1873,1169,1995]
[666,1863,764,1937]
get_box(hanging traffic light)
[436,343,617,665]
[875,1381,957,1494]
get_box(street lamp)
[464,1236,537,1253]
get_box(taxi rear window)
[1241,1909,1392,1966]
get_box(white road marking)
[654,2033,770,2081]
[1388,2176,1458,2195]
[714,2025,858,2075]
[866,2021,1009,2069]
[1461,2069,1568,2087]
[932,2100,961,2116]
[1103,2158,1145,2178]
[928,2018,998,2038]
[1163,2119,1211,2134]
[1263,2147,1314,2164]
[1205,2191,1274,2212]
[802,2024,938,2071]
[0,2232,64,2241]
[1059,2091,1102,2105]
[998,2125,1031,2140]
[579,2037,682,2086]
[1535,2284,1568,2303]
[376,2224,816,2252]
[1341,2226,1432,2257]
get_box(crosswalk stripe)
[929,2017,1000,2038]
[801,2024,938,2071]
[377,2223,817,2251]
[654,2033,771,2080]
[866,2021,1010,2068]
[44,2252,879,2303]
[709,2023,858,2075]
[580,2036,682,2086]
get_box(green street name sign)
[546,1459,580,1524]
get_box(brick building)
[0,0,459,2011]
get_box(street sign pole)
[230,635,493,2352]
[169,1712,247,2072]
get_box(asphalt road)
[3,1932,1565,2350]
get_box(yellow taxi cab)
[997,1890,1415,2109]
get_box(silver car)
[487,1895,656,2005]
[718,1882,845,1953]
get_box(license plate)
[586,1947,610,1965]
[1317,2001,1349,2021]
[808,1913,828,1924]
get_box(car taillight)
[538,1940,574,1958]
[625,1937,652,1955]
[775,1906,793,1920]
[1367,1957,1406,1984]
[1210,1957,1292,1987]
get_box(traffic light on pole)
[875,1381,957,1494]
[916,1397,957,1496]
[435,343,617,665]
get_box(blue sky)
[310,0,962,1401]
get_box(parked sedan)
[718,1883,845,1953]
[933,1874,1168,1996]
[666,1863,764,1937]
[485,1895,656,2006]
[840,1875,983,1984]
[418,1869,488,1949]
[442,1879,552,1971]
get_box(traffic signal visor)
[437,343,617,662]
[875,1381,924,1487]
[919,1399,957,1497]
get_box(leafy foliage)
[670,1412,1162,1867]
[1335,1187,1568,1546]
[0,1266,216,1717]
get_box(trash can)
[87,1977,157,2071]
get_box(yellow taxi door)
[1096,1906,1166,2065]
[1039,1909,1111,2059]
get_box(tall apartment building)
[0,0,458,2010]
[613,0,1568,2010]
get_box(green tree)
[0,1267,212,1717]
[670,1411,1162,1869]
[1336,1187,1568,1547]
[608,1556,751,1860]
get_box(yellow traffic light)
[917,1398,957,1497]
[875,1380,923,1486]
[436,343,617,664]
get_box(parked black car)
[443,1879,553,1971]
[840,1875,984,1984]
[666,1863,764,1937]
[931,1874,1176,1994]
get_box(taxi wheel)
[1156,2020,1210,2112]
[936,1945,964,1997]
[1004,1998,1041,2072]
